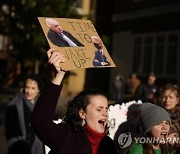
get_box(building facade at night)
[109,0,180,97]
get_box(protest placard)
[38,17,116,70]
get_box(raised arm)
[32,49,68,151]
[47,48,66,85]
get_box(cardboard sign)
[38,17,116,70]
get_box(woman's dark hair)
[63,89,107,133]
[24,74,42,91]
[142,143,170,154]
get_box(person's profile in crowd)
[45,18,84,47]
[91,36,111,66]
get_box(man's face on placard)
[91,36,103,50]
[51,21,63,34]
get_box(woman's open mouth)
[98,119,106,127]
[160,132,168,138]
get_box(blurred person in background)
[134,72,158,103]
[113,73,124,103]
[159,83,180,153]
[5,74,45,154]
[124,73,141,100]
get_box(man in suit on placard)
[91,36,111,66]
[45,18,84,47]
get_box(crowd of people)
[4,48,180,154]
[114,71,180,154]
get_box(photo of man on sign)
[46,18,84,47]
[91,36,111,67]
[38,17,116,70]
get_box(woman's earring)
[82,118,86,126]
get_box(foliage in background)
[0,0,81,67]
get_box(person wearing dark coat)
[32,49,117,154]
[134,72,157,103]
[5,74,45,154]
[46,18,84,47]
